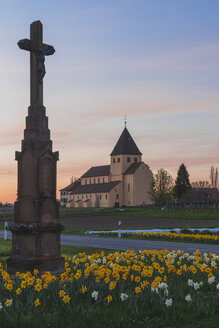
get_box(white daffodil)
[102,257,106,264]
[193,282,200,290]
[5,299,12,307]
[120,293,128,301]
[151,287,159,293]
[185,294,192,302]
[0,303,2,310]
[216,283,219,290]
[165,298,173,307]
[91,291,98,301]
[208,276,215,285]
[158,282,168,289]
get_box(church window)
[113,158,116,163]
[98,178,100,183]
[118,158,120,163]
[100,194,102,200]
[134,157,137,163]
[116,194,119,199]
[85,179,87,184]
[89,179,91,184]
[86,195,88,198]
[128,201,130,205]
[103,177,105,183]
[105,194,108,199]
[94,178,96,184]
[127,157,130,162]
[128,184,130,192]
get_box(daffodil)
[106,295,112,303]
[165,298,173,307]
[5,299,12,307]
[120,293,128,301]
[185,294,192,302]
[63,295,71,303]
[34,299,41,307]
[91,291,98,301]
[16,288,22,295]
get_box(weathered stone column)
[7,21,64,274]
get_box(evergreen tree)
[148,169,174,203]
[175,164,191,200]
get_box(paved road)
[1,231,219,254]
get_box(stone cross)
[17,20,55,106]
[7,21,64,275]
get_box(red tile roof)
[60,179,81,192]
[198,188,219,200]
[124,162,142,175]
[81,165,110,178]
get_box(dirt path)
[61,216,219,230]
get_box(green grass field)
[2,206,219,221]
[59,206,219,220]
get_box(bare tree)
[191,181,211,188]
[210,166,218,188]
[70,176,78,183]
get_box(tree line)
[148,165,218,203]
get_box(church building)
[60,126,153,207]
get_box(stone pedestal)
[7,105,64,274]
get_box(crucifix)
[7,20,64,274]
[18,20,55,106]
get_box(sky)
[1,0,219,202]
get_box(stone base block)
[7,256,64,275]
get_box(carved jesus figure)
[35,47,55,83]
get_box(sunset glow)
[1,0,219,203]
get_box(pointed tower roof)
[110,127,142,156]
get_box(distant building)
[60,126,153,208]
[198,188,219,201]
[60,179,81,206]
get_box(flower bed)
[96,231,219,244]
[0,249,218,327]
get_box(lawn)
[59,206,219,220]
[2,206,219,221]
[0,239,218,327]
